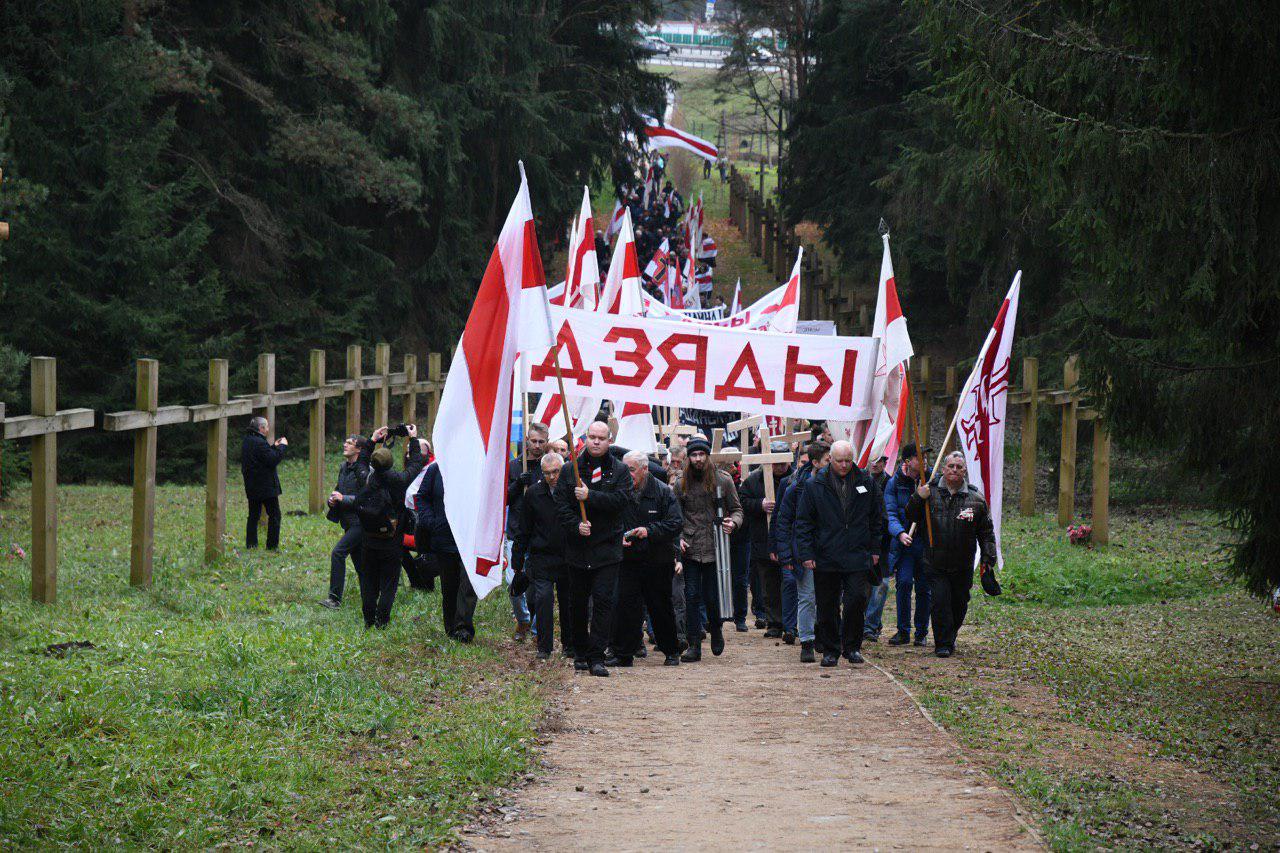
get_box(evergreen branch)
[946,0,1153,64]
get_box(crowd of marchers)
[239,406,998,678]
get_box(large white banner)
[527,306,879,422]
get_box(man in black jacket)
[740,442,793,638]
[506,422,549,641]
[554,421,635,677]
[512,452,573,661]
[240,416,287,550]
[417,456,479,642]
[321,434,370,608]
[906,451,997,658]
[353,427,425,628]
[795,440,887,666]
[611,449,684,667]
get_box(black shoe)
[783,632,796,645]
[574,659,589,671]
[913,636,928,647]
[536,651,551,661]
[710,632,726,656]
[845,650,865,664]
[663,655,681,666]
[457,630,474,644]
[935,647,953,658]
[562,647,576,659]
[800,641,815,663]
[677,639,689,653]
[320,596,340,609]
[604,656,633,667]
[589,663,610,677]
[863,632,879,643]
[754,618,767,629]
[735,620,749,633]
[635,646,648,659]
[764,627,783,639]
[888,632,909,646]
[820,654,838,667]
[681,643,702,662]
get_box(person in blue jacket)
[884,444,931,646]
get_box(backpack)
[355,478,400,540]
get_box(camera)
[380,423,412,447]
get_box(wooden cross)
[741,424,796,509]
[3,358,96,602]
[103,359,193,587]
[654,421,696,444]
[709,428,741,464]
[189,359,253,562]
[727,414,762,455]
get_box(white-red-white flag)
[645,238,671,285]
[615,401,658,453]
[641,116,719,161]
[858,234,915,468]
[607,198,625,240]
[598,208,644,316]
[434,166,553,599]
[729,278,742,315]
[699,233,718,261]
[955,272,1021,569]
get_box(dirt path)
[459,631,1042,851]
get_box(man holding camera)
[241,415,287,550]
[352,425,425,629]
[321,434,371,609]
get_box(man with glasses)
[321,434,370,609]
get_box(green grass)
[0,459,544,848]
[878,509,1280,849]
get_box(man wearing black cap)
[884,444,931,646]
[674,435,743,661]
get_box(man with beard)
[795,441,886,666]
[740,442,794,638]
[675,436,743,662]
[555,421,635,677]
[610,450,684,667]
[907,451,996,658]
[512,452,573,661]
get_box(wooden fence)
[1,345,445,603]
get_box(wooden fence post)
[130,359,159,587]
[309,349,326,514]
[345,344,362,437]
[1092,420,1111,544]
[374,342,391,428]
[257,353,276,440]
[204,359,229,561]
[1019,357,1039,517]
[1057,355,1080,526]
[402,353,418,425]
[425,352,443,435]
[918,356,933,444]
[30,358,58,603]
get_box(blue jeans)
[781,566,798,635]
[893,545,930,639]
[795,565,816,643]
[864,577,890,636]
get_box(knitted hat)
[370,447,394,471]
[687,437,711,455]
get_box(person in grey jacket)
[321,435,371,608]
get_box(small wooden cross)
[740,426,795,508]
[2,357,95,603]
[709,427,741,464]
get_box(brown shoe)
[513,621,531,642]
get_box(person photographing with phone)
[241,415,288,550]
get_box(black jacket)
[621,473,683,566]
[512,480,566,574]
[906,483,997,574]
[739,466,789,557]
[554,449,634,570]
[240,429,286,500]
[356,440,425,553]
[328,456,371,527]
[506,456,544,537]
[416,461,456,555]
[794,465,887,575]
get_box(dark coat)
[621,473,683,566]
[794,465,887,575]
[240,428,286,500]
[554,449,634,570]
[356,440,425,553]
[739,466,789,558]
[675,467,743,562]
[772,464,813,567]
[328,456,371,527]
[884,469,925,561]
[511,480,566,574]
[906,482,997,574]
[416,461,457,555]
[506,455,544,537]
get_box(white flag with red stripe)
[956,272,1021,569]
[615,401,658,453]
[699,233,718,261]
[641,116,719,161]
[607,198,625,240]
[597,208,645,316]
[729,278,742,314]
[434,166,553,599]
[645,238,671,286]
[858,234,915,468]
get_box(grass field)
[0,459,546,848]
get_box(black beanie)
[687,437,711,455]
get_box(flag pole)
[904,374,934,547]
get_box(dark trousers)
[730,534,750,623]
[814,571,870,656]
[357,544,401,628]
[437,551,478,637]
[751,555,783,628]
[930,564,973,650]
[568,563,619,665]
[614,561,681,658]
[328,522,363,601]
[682,559,724,642]
[531,564,573,655]
[246,496,281,549]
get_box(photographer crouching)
[352,424,426,629]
